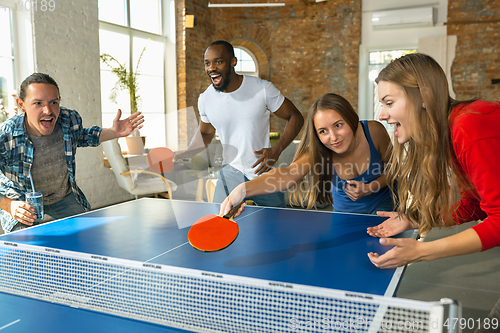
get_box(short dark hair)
[19,73,60,101]
[208,40,235,58]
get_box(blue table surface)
[0,199,413,332]
[0,291,188,333]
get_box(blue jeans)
[213,165,285,208]
[11,193,85,231]
[333,197,395,215]
[369,197,395,215]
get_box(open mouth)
[210,73,222,86]
[391,122,401,136]
[40,117,55,129]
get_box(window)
[368,49,417,135]
[234,47,258,77]
[0,9,16,121]
[98,0,175,149]
[369,49,417,65]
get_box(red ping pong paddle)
[147,147,175,174]
[188,202,243,252]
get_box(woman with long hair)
[220,93,395,216]
[367,53,500,269]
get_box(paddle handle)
[223,201,244,220]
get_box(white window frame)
[0,9,15,116]
[234,46,259,77]
[0,4,35,118]
[98,0,177,149]
[358,44,417,120]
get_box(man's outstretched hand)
[252,146,280,175]
[112,109,144,138]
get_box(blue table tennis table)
[0,198,426,333]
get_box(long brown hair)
[289,93,359,209]
[375,53,473,235]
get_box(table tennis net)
[0,242,459,333]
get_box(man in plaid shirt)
[0,73,144,232]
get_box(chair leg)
[156,192,170,199]
[206,179,217,203]
[195,178,204,202]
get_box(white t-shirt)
[198,75,285,180]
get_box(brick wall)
[33,0,133,208]
[177,0,361,145]
[177,0,216,148]
[448,0,500,101]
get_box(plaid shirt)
[0,107,102,232]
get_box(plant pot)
[126,136,146,155]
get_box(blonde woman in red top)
[368,53,500,269]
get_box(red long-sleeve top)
[450,100,500,251]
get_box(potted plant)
[100,39,151,154]
[0,90,9,124]
[0,89,20,125]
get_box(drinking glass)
[26,192,44,221]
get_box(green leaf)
[99,37,153,114]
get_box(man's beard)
[213,71,231,92]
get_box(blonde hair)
[375,53,473,235]
[289,93,359,209]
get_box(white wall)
[164,0,179,151]
[32,0,133,208]
[358,0,449,120]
